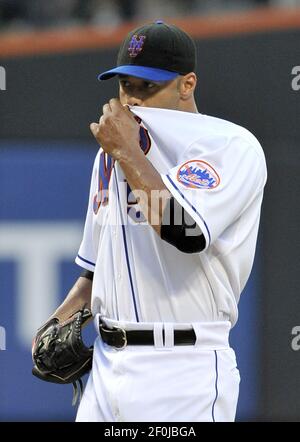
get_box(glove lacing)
[72,378,84,406]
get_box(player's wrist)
[118,145,145,167]
[111,141,141,162]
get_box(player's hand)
[90,99,141,161]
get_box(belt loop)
[94,313,101,334]
[164,323,174,348]
[153,323,164,349]
[192,323,203,347]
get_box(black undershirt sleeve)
[160,196,206,253]
[80,269,94,281]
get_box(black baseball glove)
[32,308,93,405]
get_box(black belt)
[99,324,196,349]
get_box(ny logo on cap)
[128,35,146,58]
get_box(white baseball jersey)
[75,107,267,327]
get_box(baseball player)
[41,21,267,421]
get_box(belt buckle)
[113,326,127,349]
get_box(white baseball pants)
[76,319,240,422]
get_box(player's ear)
[179,73,197,100]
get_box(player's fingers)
[115,103,135,120]
[109,98,124,114]
[90,122,99,137]
[109,99,136,121]
[122,104,134,117]
[109,97,121,108]
[102,102,111,117]
[122,104,139,124]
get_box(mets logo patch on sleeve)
[177,160,220,189]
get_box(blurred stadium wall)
[1,7,300,421]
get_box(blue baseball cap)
[98,21,196,82]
